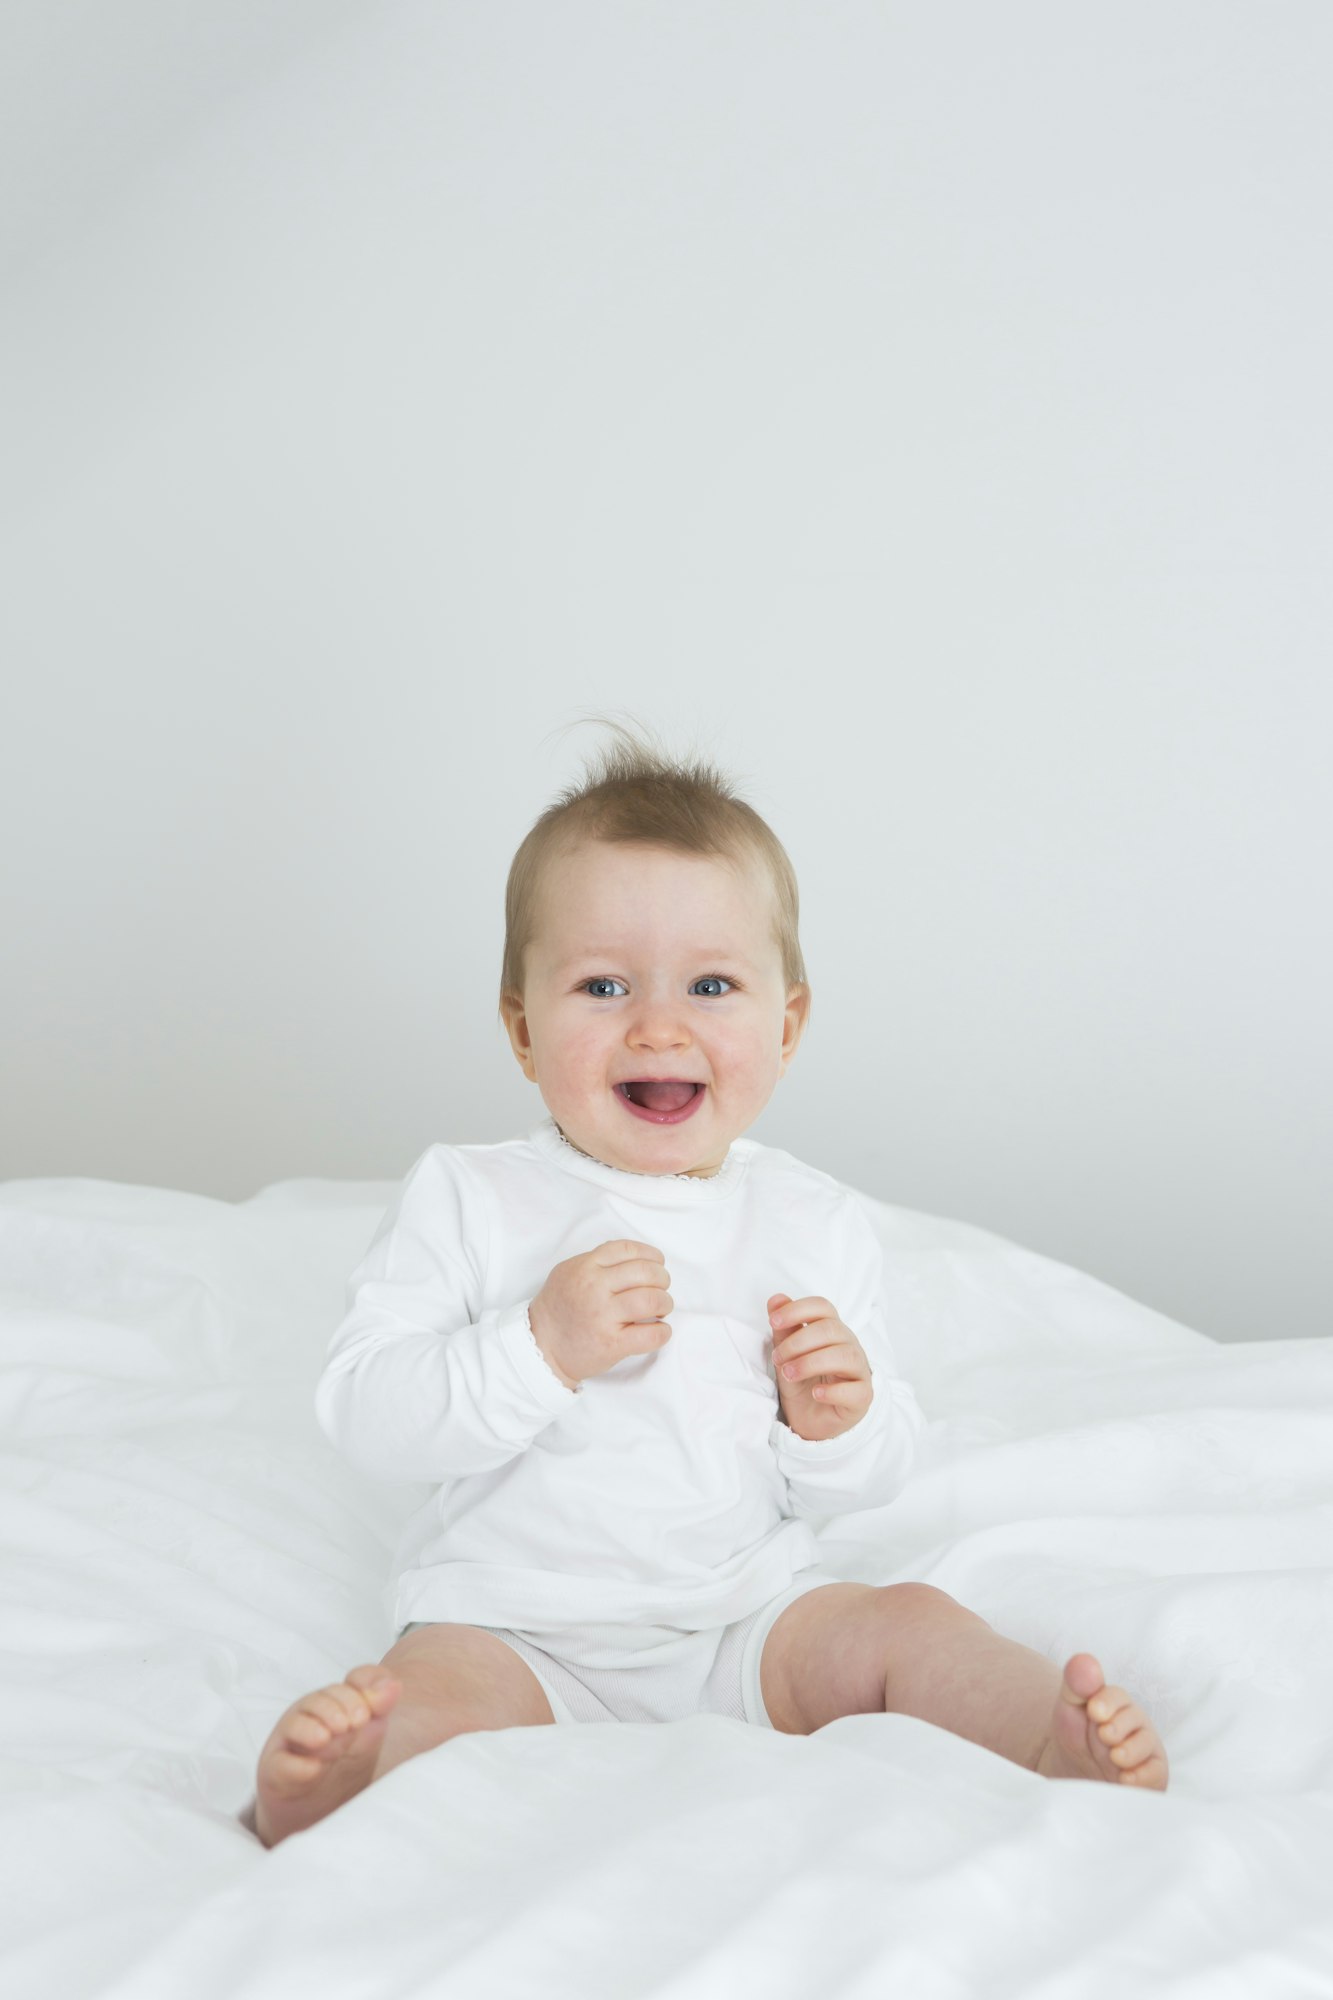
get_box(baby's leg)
[246,1625,557,1848]
[878,1587,1168,1788]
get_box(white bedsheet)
[1,1169,1329,1999]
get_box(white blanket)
[1,1170,1330,1999]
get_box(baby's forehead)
[540,845,780,961]
[560,933,766,964]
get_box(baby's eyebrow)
[559,949,755,969]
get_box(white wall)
[2,1,1329,1344]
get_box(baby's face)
[502,842,809,1177]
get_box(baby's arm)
[770,1193,926,1520]
[315,1148,575,1483]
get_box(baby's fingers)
[777,1341,863,1384]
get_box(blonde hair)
[498,713,810,1028]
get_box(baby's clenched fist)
[528,1239,673,1389]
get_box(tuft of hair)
[497,710,810,1029]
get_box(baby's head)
[499,718,811,1179]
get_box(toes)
[302,1689,367,1734]
[1096,1703,1141,1746]
[270,1747,325,1778]
[285,1710,336,1752]
[1061,1654,1106,1703]
[347,1666,402,1711]
[268,1673,400,1775]
[347,1664,399,1692]
[327,1681,377,1725]
[298,1688,356,1736]
[1107,1726,1156,1770]
[1087,1685,1134,1727]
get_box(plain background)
[1,1,1328,1345]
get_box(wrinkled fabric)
[1,1164,1331,1999]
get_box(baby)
[243,725,1168,1846]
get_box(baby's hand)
[529,1240,673,1389]
[768,1292,873,1441]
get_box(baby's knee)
[377,1624,556,1765]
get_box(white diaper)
[397,1564,842,1727]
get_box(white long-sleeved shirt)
[316,1114,926,1640]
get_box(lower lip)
[615,1084,706,1126]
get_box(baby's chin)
[552,1091,731,1177]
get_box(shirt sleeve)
[770,1189,926,1523]
[313,1146,579,1483]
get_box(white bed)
[1,1166,1330,1999]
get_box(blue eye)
[581,976,735,999]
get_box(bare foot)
[248,1664,403,1847]
[1036,1653,1169,1790]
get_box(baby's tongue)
[626,1080,697,1112]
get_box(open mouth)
[614,1081,705,1125]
